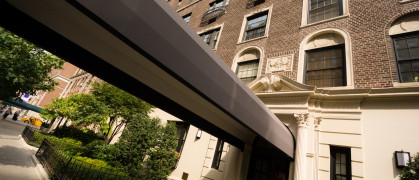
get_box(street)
[0,117,40,180]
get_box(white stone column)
[313,117,322,180]
[294,113,309,180]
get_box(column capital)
[294,113,309,127]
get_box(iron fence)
[22,126,133,180]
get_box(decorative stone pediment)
[389,12,419,35]
[248,74,315,93]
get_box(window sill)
[237,36,267,45]
[393,82,419,87]
[317,85,354,90]
[399,0,418,4]
[300,14,349,29]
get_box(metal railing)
[22,126,133,180]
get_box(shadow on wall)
[202,143,239,180]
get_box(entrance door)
[247,138,291,180]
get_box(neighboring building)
[28,62,79,107]
[162,0,419,180]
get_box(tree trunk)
[107,121,124,144]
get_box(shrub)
[100,115,178,179]
[82,140,105,157]
[51,125,103,145]
[400,152,419,180]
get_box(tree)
[400,152,419,180]
[41,93,110,131]
[97,114,177,179]
[91,82,153,144]
[0,27,64,100]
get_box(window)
[393,33,419,83]
[175,122,190,154]
[211,139,224,169]
[305,45,346,87]
[209,0,229,10]
[200,28,220,49]
[183,13,191,23]
[237,60,259,85]
[330,146,351,180]
[309,0,342,23]
[234,48,261,85]
[243,12,268,41]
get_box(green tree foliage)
[0,27,64,100]
[93,115,177,179]
[91,82,153,143]
[400,152,419,180]
[41,93,110,131]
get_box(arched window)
[297,29,353,88]
[389,12,419,83]
[233,48,262,85]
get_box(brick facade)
[168,0,419,88]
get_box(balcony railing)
[200,6,226,26]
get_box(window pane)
[397,49,410,60]
[410,47,419,58]
[336,153,341,164]
[309,0,341,23]
[407,37,419,48]
[324,78,333,87]
[341,164,346,174]
[399,61,412,73]
[395,39,408,49]
[341,153,346,164]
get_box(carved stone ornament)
[294,113,309,127]
[266,54,293,73]
[314,117,322,128]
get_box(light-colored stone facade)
[164,0,419,180]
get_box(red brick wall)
[171,0,419,89]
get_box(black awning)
[2,99,43,113]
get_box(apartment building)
[162,0,419,180]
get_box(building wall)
[164,1,419,180]
[361,97,419,180]
[172,0,419,89]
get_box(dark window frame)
[308,0,343,24]
[330,146,352,180]
[211,139,224,169]
[391,32,419,83]
[243,11,269,41]
[199,28,221,49]
[174,121,190,154]
[304,44,346,87]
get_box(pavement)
[0,117,41,180]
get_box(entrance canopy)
[0,0,294,158]
[2,99,43,113]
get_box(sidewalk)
[0,119,41,180]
